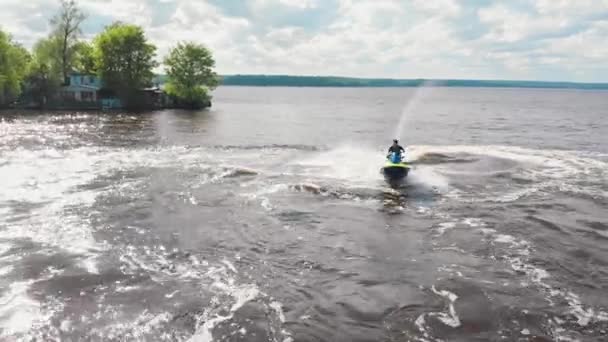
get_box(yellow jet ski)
[381,152,411,183]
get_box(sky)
[1,0,608,82]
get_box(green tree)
[24,37,64,107]
[0,30,31,107]
[163,42,218,108]
[50,0,86,81]
[94,22,158,108]
[25,61,61,108]
[32,36,63,79]
[73,41,96,74]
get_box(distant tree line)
[219,75,608,89]
[0,0,218,110]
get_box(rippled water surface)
[1,87,607,341]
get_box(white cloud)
[533,0,608,16]
[411,0,461,18]
[79,0,152,27]
[1,0,608,81]
[276,0,318,9]
[478,4,569,42]
[0,0,55,46]
[545,20,608,60]
[146,1,252,72]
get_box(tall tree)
[0,30,31,107]
[163,42,218,108]
[73,41,96,74]
[32,36,63,78]
[25,62,61,108]
[50,0,86,81]
[94,22,158,108]
[24,37,64,107]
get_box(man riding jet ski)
[381,139,411,183]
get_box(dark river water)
[1,87,607,342]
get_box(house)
[61,72,101,102]
[140,85,174,108]
[57,73,176,110]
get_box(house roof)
[68,72,98,77]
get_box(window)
[63,91,76,101]
[89,76,95,84]
[81,76,85,84]
[81,91,94,102]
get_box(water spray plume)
[394,80,441,143]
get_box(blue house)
[61,73,102,102]
[58,72,171,110]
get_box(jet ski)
[381,152,411,183]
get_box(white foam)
[270,301,286,323]
[292,144,386,187]
[410,145,607,171]
[410,145,607,202]
[189,283,260,342]
[407,166,450,193]
[92,310,172,340]
[60,319,72,332]
[494,234,518,244]
[493,187,540,203]
[563,291,608,327]
[477,219,608,333]
[0,281,39,336]
[432,286,458,303]
[479,228,497,235]
[0,242,13,255]
[222,259,238,274]
[80,255,100,274]
[165,290,179,299]
[115,285,139,293]
[230,285,260,313]
[0,279,64,340]
[436,222,456,236]
[0,147,116,275]
[433,246,467,254]
[429,286,461,328]
[0,265,13,277]
[414,313,432,342]
[188,260,262,342]
[463,218,484,227]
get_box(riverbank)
[1,99,212,112]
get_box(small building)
[139,86,173,108]
[61,73,101,102]
[101,97,122,110]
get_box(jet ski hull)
[381,162,411,183]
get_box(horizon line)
[217,74,608,85]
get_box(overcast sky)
[2,0,608,81]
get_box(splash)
[292,143,383,187]
[393,80,439,142]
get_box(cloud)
[411,0,461,18]
[478,4,570,43]
[533,0,608,17]
[1,0,608,81]
[0,0,56,46]
[546,20,608,61]
[275,0,318,9]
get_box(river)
[1,86,607,341]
